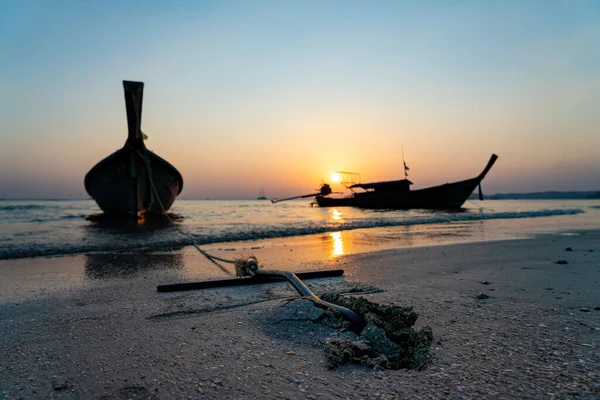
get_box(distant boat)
[273,154,498,210]
[84,81,183,216]
[257,187,268,200]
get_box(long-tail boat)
[84,81,183,216]
[273,154,498,210]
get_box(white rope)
[466,199,493,211]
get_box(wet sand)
[1,230,599,399]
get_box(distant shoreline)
[2,192,600,201]
[472,190,600,200]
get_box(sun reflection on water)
[330,231,344,257]
[330,208,342,221]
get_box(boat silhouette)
[257,187,268,200]
[84,81,183,216]
[274,154,498,210]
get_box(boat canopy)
[350,179,413,191]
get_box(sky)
[0,0,599,199]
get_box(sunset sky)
[1,0,599,199]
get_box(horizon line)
[1,189,599,202]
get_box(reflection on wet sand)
[319,231,350,258]
[368,220,487,248]
[84,252,184,280]
[330,232,344,257]
[82,212,186,277]
[317,220,494,260]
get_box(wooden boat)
[273,154,498,210]
[315,154,498,209]
[84,81,183,216]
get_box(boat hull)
[316,177,480,209]
[84,147,183,215]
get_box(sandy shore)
[1,230,599,399]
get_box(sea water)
[1,199,599,260]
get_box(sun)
[330,172,342,183]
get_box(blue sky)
[1,0,599,198]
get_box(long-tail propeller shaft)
[271,183,332,204]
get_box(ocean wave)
[0,204,55,211]
[185,208,586,244]
[0,208,584,260]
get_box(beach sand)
[1,230,599,399]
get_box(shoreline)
[2,199,597,262]
[1,229,599,398]
[1,213,598,301]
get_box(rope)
[466,199,493,212]
[134,149,260,277]
[128,90,260,277]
